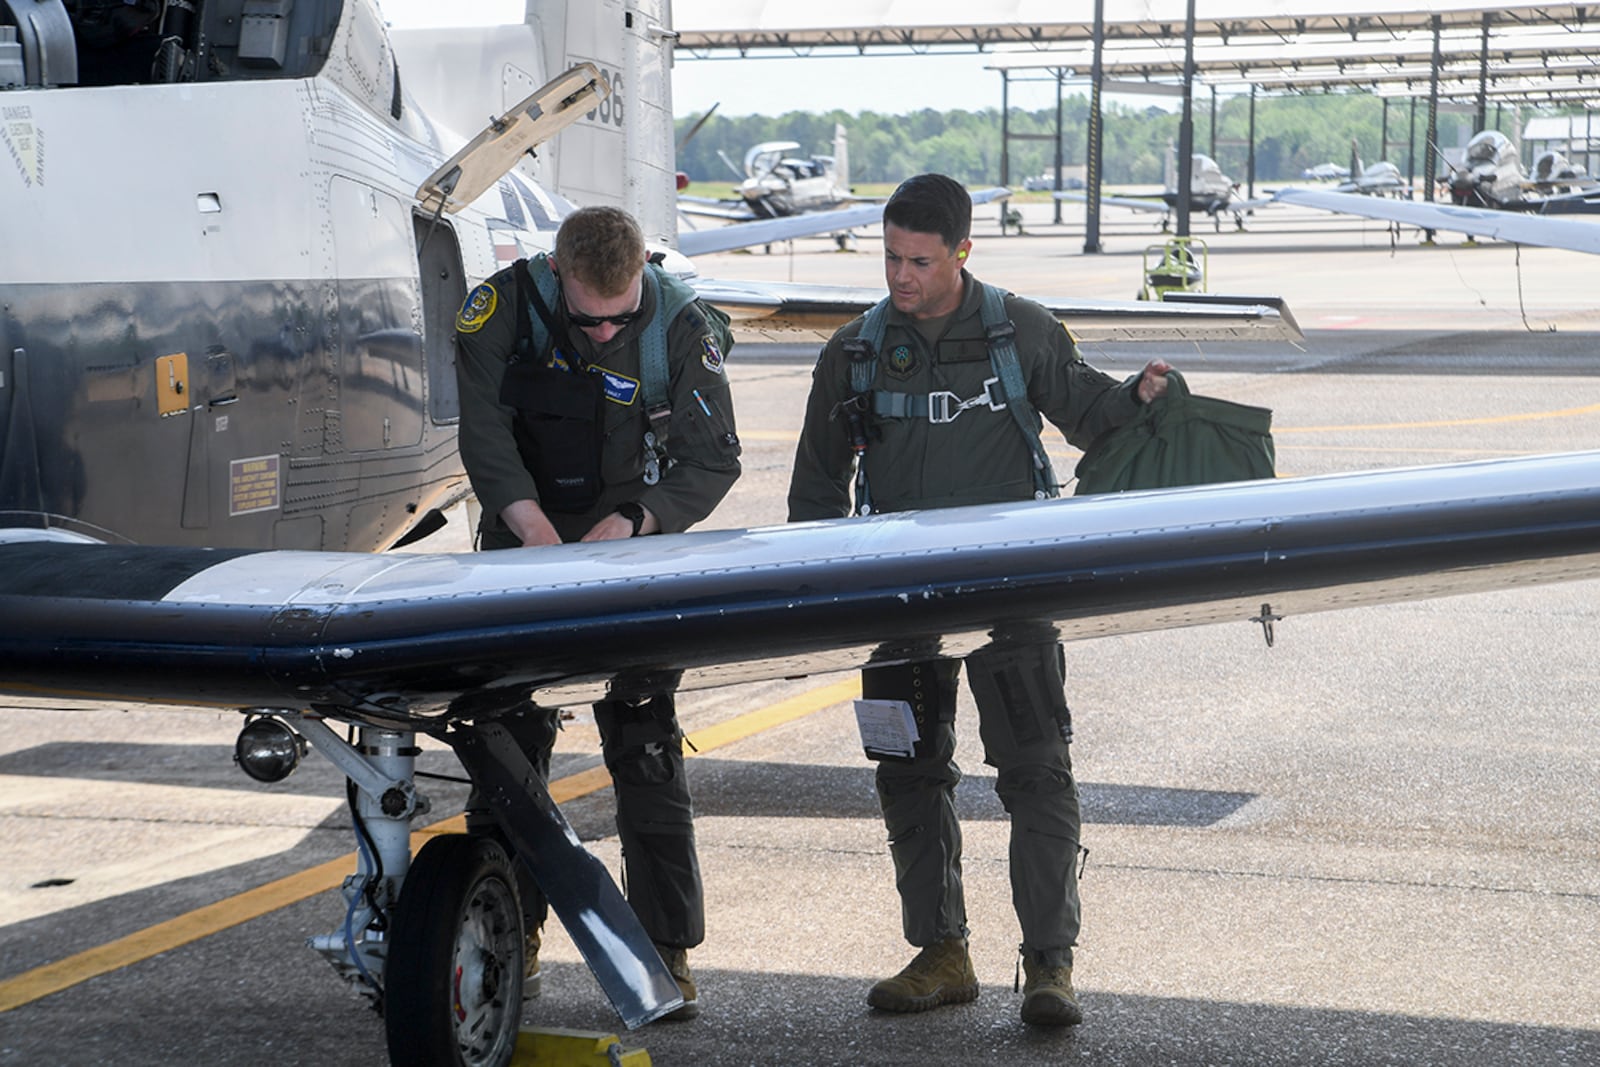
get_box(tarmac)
[2,198,1599,1066]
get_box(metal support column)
[1175,0,1197,238]
[1053,67,1064,225]
[1000,70,1011,188]
[1475,13,1490,136]
[1424,15,1441,206]
[1246,85,1257,199]
[1083,0,1105,253]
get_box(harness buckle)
[927,377,1008,424]
[642,430,663,485]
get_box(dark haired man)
[787,173,1171,1026]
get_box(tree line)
[675,92,1551,188]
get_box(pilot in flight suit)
[787,173,1170,1028]
[454,206,741,1021]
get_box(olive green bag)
[1073,370,1275,495]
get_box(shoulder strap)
[979,283,1058,499]
[516,254,569,363]
[849,297,892,395]
[643,265,701,415]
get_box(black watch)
[616,501,647,537]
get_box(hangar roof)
[675,2,1600,105]
[675,2,1599,54]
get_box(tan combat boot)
[523,925,542,999]
[1019,953,1082,1026]
[867,937,980,1013]
[655,944,700,1021]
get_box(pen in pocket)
[691,388,713,416]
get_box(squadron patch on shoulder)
[700,335,725,373]
[887,344,917,377]
[456,283,498,334]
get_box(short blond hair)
[554,206,646,297]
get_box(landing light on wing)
[234,715,307,783]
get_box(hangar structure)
[675,2,1600,249]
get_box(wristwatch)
[616,501,647,537]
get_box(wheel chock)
[513,1027,652,1066]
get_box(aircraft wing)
[1055,191,1171,213]
[1273,187,1600,255]
[1229,195,1276,214]
[3,451,1599,717]
[678,201,887,256]
[678,197,758,222]
[678,187,1012,258]
[689,278,1303,344]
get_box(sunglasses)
[561,287,644,329]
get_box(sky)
[376,0,1074,118]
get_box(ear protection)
[957,250,968,260]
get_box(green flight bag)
[1073,369,1275,495]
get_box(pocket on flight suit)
[669,384,741,471]
[500,359,606,513]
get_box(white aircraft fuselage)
[0,0,594,552]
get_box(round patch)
[888,344,916,374]
[456,282,498,334]
[700,335,725,373]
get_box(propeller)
[676,103,719,154]
[674,104,722,191]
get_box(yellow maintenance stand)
[1138,236,1207,301]
[513,1027,651,1066]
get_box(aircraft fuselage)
[0,0,565,551]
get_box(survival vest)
[510,254,702,487]
[841,283,1058,514]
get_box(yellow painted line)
[1279,402,1600,434]
[0,678,860,1013]
[748,403,1600,446]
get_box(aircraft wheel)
[385,834,524,1067]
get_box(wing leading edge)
[693,276,1304,344]
[1272,187,1600,255]
[3,451,1598,720]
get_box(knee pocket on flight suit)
[995,762,1079,820]
[863,659,961,763]
[966,642,1073,766]
[594,694,684,790]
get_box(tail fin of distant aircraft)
[522,0,680,248]
[1350,138,1363,178]
[833,123,851,193]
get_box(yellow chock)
[513,1027,652,1066]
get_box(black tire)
[384,834,524,1067]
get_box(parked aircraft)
[1440,130,1600,213]
[1273,131,1600,247]
[0,1,1307,1064]
[678,124,873,249]
[682,123,856,221]
[1332,140,1409,197]
[1302,161,1352,181]
[1059,146,1272,232]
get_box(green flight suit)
[787,272,1145,967]
[454,255,741,949]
